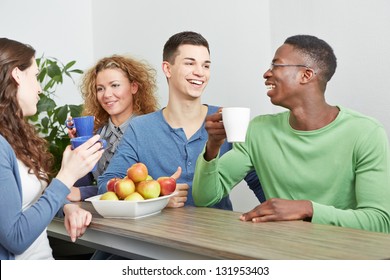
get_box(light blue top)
[98,105,265,209]
[0,135,69,260]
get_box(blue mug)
[65,116,94,137]
[70,136,106,172]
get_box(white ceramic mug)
[222,107,250,142]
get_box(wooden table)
[48,203,390,259]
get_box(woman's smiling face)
[96,68,138,125]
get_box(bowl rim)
[86,191,178,203]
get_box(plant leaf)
[41,116,50,129]
[37,95,56,111]
[56,105,69,124]
[47,62,62,79]
[69,104,83,117]
[64,61,76,70]
[70,69,83,74]
[28,55,83,177]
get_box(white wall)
[90,0,273,116]
[0,0,93,105]
[269,0,390,135]
[2,0,390,212]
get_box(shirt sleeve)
[79,185,98,200]
[193,143,253,206]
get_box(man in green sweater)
[192,34,390,233]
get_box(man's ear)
[301,68,315,83]
[162,61,171,78]
[11,67,21,85]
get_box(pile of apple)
[100,162,176,201]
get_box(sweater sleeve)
[193,143,253,206]
[0,138,70,256]
[79,185,98,200]
[74,172,97,200]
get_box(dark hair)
[284,35,337,83]
[0,38,53,183]
[163,31,210,64]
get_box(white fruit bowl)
[85,191,177,219]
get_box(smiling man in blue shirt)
[98,31,264,209]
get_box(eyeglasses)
[270,63,316,75]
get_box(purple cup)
[66,116,94,137]
[70,136,107,172]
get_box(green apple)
[136,179,161,199]
[124,192,145,201]
[100,191,119,200]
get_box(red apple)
[106,177,121,192]
[100,191,119,200]
[114,177,135,199]
[157,176,176,196]
[136,180,161,199]
[124,192,145,201]
[127,162,148,183]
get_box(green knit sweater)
[193,106,390,233]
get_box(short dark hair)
[285,35,337,82]
[163,31,210,64]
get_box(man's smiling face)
[165,44,211,99]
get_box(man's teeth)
[266,85,275,90]
[189,80,203,85]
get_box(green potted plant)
[28,56,84,174]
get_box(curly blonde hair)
[0,38,53,183]
[81,55,159,131]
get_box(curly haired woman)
[66,55,159,201]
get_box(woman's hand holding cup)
[65,115,94,138]
[56,135,104,188]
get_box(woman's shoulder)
[0,134,12,150]
[0,134,17,162]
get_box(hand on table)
[63,204,92,242]
[166,183,189,208]
[240,198,313,223]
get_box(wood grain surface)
[50,202,390,260]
